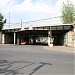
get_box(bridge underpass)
[2,24,73,46]
[16,29,69,46]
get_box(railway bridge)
[1,24,74,47]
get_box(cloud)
[9,0,54,15]
[0,0,54,14]
[0,0,16,13]
[0,0,75,15]
[0,0,75,24]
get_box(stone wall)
[67,27,75,47]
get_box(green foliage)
[0,13,4,31]
[62,0,75,24]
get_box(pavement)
[1,44,75,53]
[0,45,74,75]
[43,46,75,53]
[0,44,75,53]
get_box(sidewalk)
[43,46,75,53]
[0,44,75,53]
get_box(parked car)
[41,40,48,45]
[21,41,28,45]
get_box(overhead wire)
[4,16,62,27]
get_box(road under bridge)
[1,24,74,46]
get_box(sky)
[0,0,75,28]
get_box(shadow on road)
[0,60,52,75]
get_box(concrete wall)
[53,35,64,46]
[67,31,73,47]
[66,27,75,47]
[5,33,14,44]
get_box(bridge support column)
[17,33,20,45]
[48,31,53,47]
[14,32,16,45]
[2,34,5,44]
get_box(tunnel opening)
[18,30,68,46]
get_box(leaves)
[0,13,4,31]
[61,0,75,24]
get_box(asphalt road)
[0,45,75,75]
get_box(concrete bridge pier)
[14,32,16,45]
[48,30,53,47]
[2,34,5,44]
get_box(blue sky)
[0,0,58,22]
[0,0,75,28]
[16,0,24,4]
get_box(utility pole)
[9,12,10,28]
[48,16,53,47]
[21,19,22,27]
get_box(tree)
[61,0,75,24]
[0,13,4,31]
